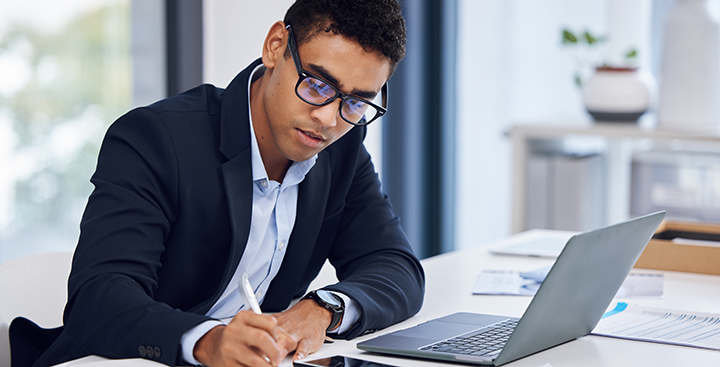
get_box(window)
[0,0,131,262]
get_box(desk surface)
[58,231,720,367]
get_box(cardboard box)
[634,221,720,275]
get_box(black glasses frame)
[286,25,387,126]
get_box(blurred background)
[1,0,719,262]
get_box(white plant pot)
[583,67,656,122]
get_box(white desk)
[58,231,720,367]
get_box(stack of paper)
[592,302,720,351]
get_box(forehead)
[295,31,390,95]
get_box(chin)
[281,147,319,162]
[288,152,319,162]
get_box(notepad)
[592,302,720,351]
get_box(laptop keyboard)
[419,319,518,357]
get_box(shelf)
[510,122,720,233]
[511,122,720,142]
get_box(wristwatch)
[301,290,345,331]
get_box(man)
[16,0,424,366]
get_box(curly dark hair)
[283,0,406,74]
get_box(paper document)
[592,302,720,351]
[473,267,663,298]
[472,270,538,296]
[488,229,576,257]
[672,237,720,248]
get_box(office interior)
[1,0,720,264]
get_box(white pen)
[240,273,276,365]
[240,272,262,314]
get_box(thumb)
[292,340,312,361]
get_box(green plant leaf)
[562,29,577,44]
[584,31,600,44]
[574,73,583,88]
[625,48,637,59]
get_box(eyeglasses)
[286,25,387,126]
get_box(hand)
[274,299,334,361]
[194,311,297,367]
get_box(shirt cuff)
[327,292,359,335]
[180,320,225,365]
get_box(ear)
[262,21,288,70]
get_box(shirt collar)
[246,65,317,189]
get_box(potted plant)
[562,28,656,123]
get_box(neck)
[250,70,292,183]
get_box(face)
[259,24,391,163]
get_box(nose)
[310,99,341,128]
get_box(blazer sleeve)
[322,130,425,340]
[63,108,212,365]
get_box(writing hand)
[194,311,297,366]
[274,299,334,361]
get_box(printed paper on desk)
[472,270,537,296]
[593,302,720,351]
[473,268,663,298]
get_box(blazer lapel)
[189,59,260,314]
[263,151,331,309]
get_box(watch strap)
[301,290,345,331]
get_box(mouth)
[296,128,326,148]
[300,129,324,140]
[299,128,326,141]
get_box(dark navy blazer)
[25,59,424,366]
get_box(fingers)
[225,312,290,366]
[227,342,277,367]
[275,299,334,362]
[292,339,311,361]
[277,325,299,352]
[232,311,280,339]
[194,324,280,367]
[292,334,326,361]
[194,312,296,367]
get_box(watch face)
[316,290,341,307]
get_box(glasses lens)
[297,76,336,104]
[342,97,377,124]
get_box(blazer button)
[138,346,146,357]
[154,346,162,359]
[145,346,155,359]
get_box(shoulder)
[144,84,224,118]
[107,84,226,148]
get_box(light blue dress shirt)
[180,65,358,364]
